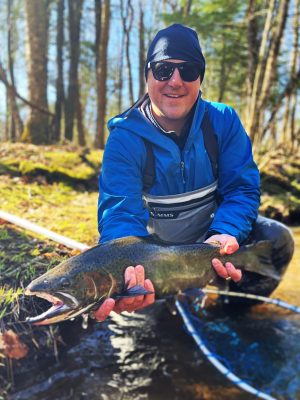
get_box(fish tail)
[238,241,280,280]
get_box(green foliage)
[163,0,249,109]
[0,230,11,241]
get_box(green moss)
[44,151,82,165]
[0,229,11,241]
[19,160,47,175]
[291,180,300,193]
[85,149,103,168]
[0,143,102,188]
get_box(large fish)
[25,236,279,325]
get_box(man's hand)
[205,234,242,282]
[93,265,155,322]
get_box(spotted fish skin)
[25,236,278,325]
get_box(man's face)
[147,59,201,130]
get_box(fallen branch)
[0,62,54,117]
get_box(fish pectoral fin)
[114,284,154,298]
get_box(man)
[94,24,294,321]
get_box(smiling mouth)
[164,94,184,98]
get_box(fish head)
[25,259,116,325]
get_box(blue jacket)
[98,95,260,243]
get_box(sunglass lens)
[152,62,174,81]
[179,63,200,82]
[151,62,201,82]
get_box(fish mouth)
[24,290,75,325]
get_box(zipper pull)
[180,161,185,184]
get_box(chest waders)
[142,108,219,244]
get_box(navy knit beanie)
[145,24,205,82]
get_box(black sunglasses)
[148,61,201,82]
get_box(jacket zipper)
[180,160,186,185]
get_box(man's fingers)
[135,265,145,286]
[124,266,136,287]
[139,279,155,309]
[211,258,229,279]
[114,278,155,313]
[225,262,242,282]
[94,266,154,318]
[205,234,239,256]
[212,258,242,282]
[219,238,239,255]
[130,265,145,306]
[122,266,136,306]
[93,298,115,322]
[116,265,147,311]
[223,240,239,255]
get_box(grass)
[0,178,98,245]
[0,224,72,396]
[0,287,24,320]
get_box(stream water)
[9,229,300,400]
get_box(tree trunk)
[117,26,125,113]
[246,0,259,112]
[247,0,290,147]
[95,0,102,70]
[23,0,49,144]
[5,92,9,141]
[261,68,300,140]
[121,0,134,105]
[282,0,299,151]
[217,33,227,103]
[247,0,276,140]
[183,0,192,17]
[65,0,84,143]
[290,91,298,152]
[53,0,65,143]
[138,0,145,98]
[77,93,86,146]
[95,0,104,132]
[258,0,290,115]
[6,0,23,142]
[95,0,110,149]
[7,0,15,141]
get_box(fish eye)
[59,277,71,288]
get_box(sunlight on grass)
[0,179,98,245]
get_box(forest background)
[0,0,299,152]
[0,0,299,244]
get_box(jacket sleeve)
[98,129,149,243]
[208,106,260,243]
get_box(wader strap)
[142,107,218,192]
[202,109,218,179]
[143,139,156,192]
